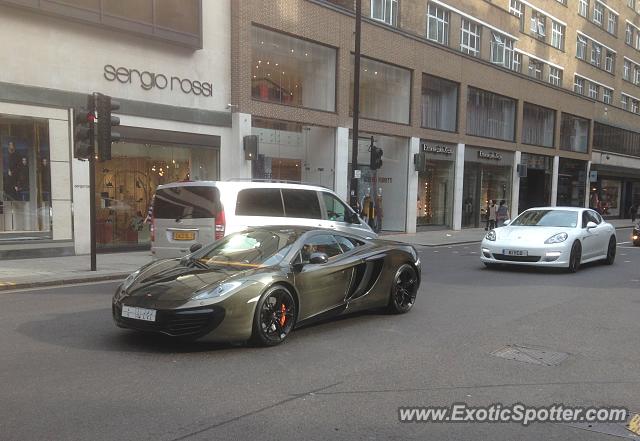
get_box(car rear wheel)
[567,241,581,273]
[252,285,296,346]
[388,264,418,314]
[603,236,616,265]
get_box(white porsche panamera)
[480,207,616,272]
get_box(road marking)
[0,282,16,287]
[453,251,459,254]
[625,260,632,263]
[618,241,630,245]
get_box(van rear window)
[153,186,220,219]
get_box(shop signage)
[421,143,453,155]
[103,65,213,97]
[478,150,503,161]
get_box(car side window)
[322,192,351,222]
[588,210,602,224]
[299,234,343,263]
[282,189,321,219]
[581,211,590,229]
[334,235,364,253]
[236,188,284,217]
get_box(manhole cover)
[490,344,569,366]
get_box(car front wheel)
[603,236,616,265]
[388,264,418,314]
[251,285,296,346]
[567,241,581,273]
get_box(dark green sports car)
[112,226,421,346]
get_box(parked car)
[150,180,376,259]
[633,222,639,246]
[113,226,420,345]
[480,207,616,273]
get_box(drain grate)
[490,344,569,366]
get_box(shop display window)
[557,158,587,207]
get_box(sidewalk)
[0,219,635,291]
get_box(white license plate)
[121,305,157,322]
[503,249,528,256]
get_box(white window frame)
[371,0,398,26]
[530,11,546,38]
[509,0,525,31]
[577,35,587,59]
[603,88,612,104]
[605,51,615,72]
[621,94,628,110]
[632,99,639,113]
[635,66,640,84]
[528,59,543,80]
[549,66,562,86]
[636,32,640,50]
[512,51,522,72]
[626,23,634,45]
[490,32,513,68]
[624,59,632,80]
[460,19,481,57]
[607,11,617,34]
[588,82,599,99]
[591,42,602,67]
[593,3,603,25]
[574,76,585,94]
[427,4,450,45]
[551,21,564,50]
[579,0,589,17]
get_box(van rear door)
[152,185,221,258]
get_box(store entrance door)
[519,169,548,212]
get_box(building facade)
[231,0,640,233]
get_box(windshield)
[510,210,578,228]
[192,229,299,268]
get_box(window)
[421,74,458,132]
[624,59,632,80]
[576,35,587,59]
[607,11,617,34]
[322,193,350,222]
[630,0,636,9]
[621,94,629,110]
[551,22,564,50]
[282,189,321,219]
[593,2,603,25]
[636,32,640,50]
[236,188,285,217]
[155,0,199,35]
[490,33,513,69]
[154,186,220,220]
[636,66,640,84]
[466,87,516,141]
[549,66,562,86]
[522,103,555,147]
[603,88,612,104]
[251,26,337,112]
[427,4,450,45]
[300,234,342,262]
[604,51,615,73]
[588,82,599,99]
[560,114,589,152]
[574,76,585,94]
[371,0,398,26]
[350,56,411,124]
[333,235,363,253]
[594,122,640,157]
[530,11,546,39]
[528,59,543,80]
[460,19,481,57]
[633,99,640,113]
[513,52,522,72]
[579,0,589,17]
[626,23,634,45]
[590,42,601,67]
[509,0,525,31]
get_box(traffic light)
[96,93,121,161]
[370,146,383,170]
[73,95,95,160]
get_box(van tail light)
[215,210,225,240]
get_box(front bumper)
[480,239,572,267]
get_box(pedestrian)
[496,200,509,227]
[629,203,637,222]
[488,200,497,230]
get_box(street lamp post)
[350,0,362,212]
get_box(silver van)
[150,181,376,259]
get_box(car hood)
[125,259,264,302]
[494,226,573,243]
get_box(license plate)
[173,231,196,241]
[628,413,640,435]
[121,306,156,322]
[503,249,528,256]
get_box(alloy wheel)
[389,264,418,313]
[256,286,296,345]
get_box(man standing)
[488,200,497,230]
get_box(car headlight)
[193,281,243,300]
[485,230,496,241]
[121,270,140,291]
[544,232,568,244]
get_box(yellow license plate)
[173,231,196,241]
[628,413,640,435]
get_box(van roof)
[156,180,331,192]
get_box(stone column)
[452,143,465,230]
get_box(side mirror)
[309,252,329,264]
[189,243,202,253]
[503,219,511,226]
[586,221,597,230]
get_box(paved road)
[1,231,639,440]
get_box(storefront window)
[421,74,458,132]
[518,153,552,212]
[416,141,455,228]
[351,56,411,124]
[558,158,587,207]
[252,119,335,189]
[522,103,555,148]
[0,116,51,239]
[590,178,622,216]
[466,87,516,141]
[96,140,218,250]
[560,113,589,153]
[251,26,336,112]
[348,133,409,231]
[462,147,514,228]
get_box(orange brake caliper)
[279,303,287,327]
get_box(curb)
[0,273,128,292]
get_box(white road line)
[618,241,631,245]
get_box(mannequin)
[361,187,375,225]
[375,187,384,232]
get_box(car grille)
[113,304,225,338]
[493,254,541,263]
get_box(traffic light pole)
[350,0,362,212]
[89,93,98,271]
